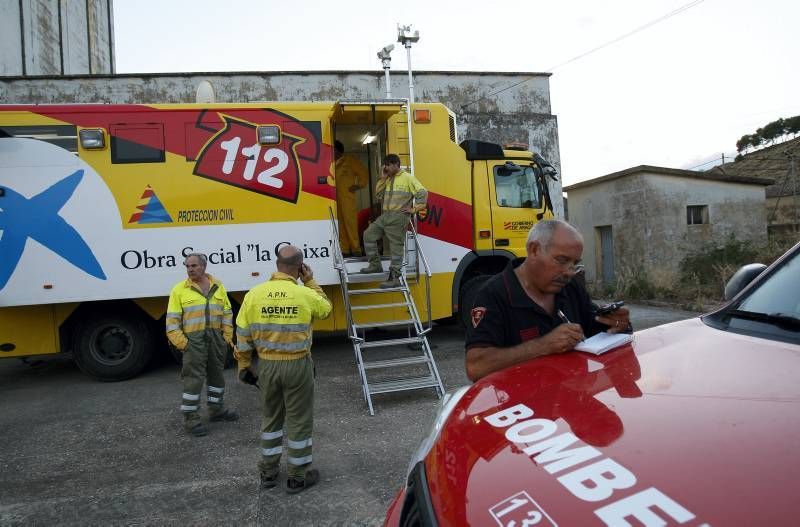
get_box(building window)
[687,205,709,225]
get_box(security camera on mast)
[396,24,419,103]
[377,44,394,98]
[394,24,420,179]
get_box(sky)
[113,0,800,186]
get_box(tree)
[761,118,786,144]
[736,134,752,153]
[786,116,800,136]
[734,115,799,157]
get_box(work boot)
[286,469,320,495]
[188,423,208,437]
[359,263,382,274]
[260,471,278,489]
[379,277,401,289]
[209,408,239,422]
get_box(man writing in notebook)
[464,220,631,382]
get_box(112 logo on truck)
[193,115,302,203]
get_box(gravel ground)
[0,302,697,526]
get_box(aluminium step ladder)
[329,209,445,415]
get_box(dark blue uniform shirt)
[465,261,608,351]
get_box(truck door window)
[110,124,165,164]
[0,125,78,153]
[493,164,541,208]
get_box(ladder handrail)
[403,219,433,332]
[328,207,361,343]
[328,207,345,271]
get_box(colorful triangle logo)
[129,185,173,224]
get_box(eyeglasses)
[552,256,584,274]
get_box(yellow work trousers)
[336,191,361,254]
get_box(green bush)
[588,236,797,306]
[679,236,759,285]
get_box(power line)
[546,0,705,72]
[461,0,706,111]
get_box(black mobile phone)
[596,301,625,315]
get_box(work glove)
[239,368,259,389]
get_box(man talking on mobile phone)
[234,245,332,494]
[464,220,631,382]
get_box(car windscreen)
[705,245,800,344]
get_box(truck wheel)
[459,275,492,328]
[74,313,154,381]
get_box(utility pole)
[790,153,798,233]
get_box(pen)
[557,309,584,341]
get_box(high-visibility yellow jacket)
[234,272,332,368]
[166,274,233,350]
[376,170,428,216]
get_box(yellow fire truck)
[0,100,556,381]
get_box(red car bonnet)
[424,318,800,526]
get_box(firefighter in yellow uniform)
[360,153,428,288]
[334,140,367,256]
[166,253,238,437]
[235,245,332,493]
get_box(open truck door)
[330,100,412,263]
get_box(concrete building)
[0,0,114,76]
[0,70,564,215]
[564,166,772,287]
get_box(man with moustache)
[166,253,238,437]
[464,220,631,382]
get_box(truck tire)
[459,275,492,328]
[73,312,154,381]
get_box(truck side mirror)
[724,263,767,301]
[533,153,558,181]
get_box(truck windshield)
[493,165,541,209]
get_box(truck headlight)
[79,129,105,149]
[257,125,281,145]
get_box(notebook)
[575,331,633,355]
